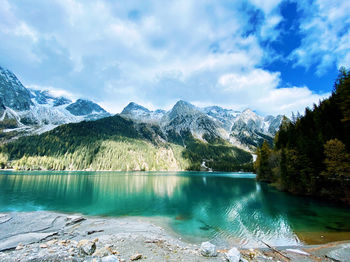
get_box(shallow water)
[1,171,350,247]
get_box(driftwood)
[260,240,290,261]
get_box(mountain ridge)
[120,101,285,152]
[0,66,110,141]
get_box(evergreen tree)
[255,140,272,182]
[322,139,350,177]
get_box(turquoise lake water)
[1,171,350,247]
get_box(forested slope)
[255,68,350,204]
[0,114,253,171]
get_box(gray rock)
[0,232,57,251]
[0,214,11,224]
[101,255,120,262]
[326,243,350,262]
[0,66,33,111]
[65,215,86,226]
[92,246,111,257]
[66,99,107,116]
[225,247,240,262]
[130,254,142,261]
[79,240,96,256]
[200,241,217,257]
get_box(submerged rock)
[200,241,217,257]
[225,247,240,262]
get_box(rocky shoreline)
[0,212,349,262]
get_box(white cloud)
[0,0,332,116]
[256,87,331,115]
[27,84,78,101]
[290,0,350,73]
[13,22,38,42]
[216,70,330,116]
[219,69,280,92]
[250,0,282,15]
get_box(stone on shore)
[200,241,217,257]
[326,243,350,262]
[78,239,96,255]
[225,247,240,262]
[65,215,86,226]
[130,253,142,260]
[0,232,57,251]
[92,245,118,257]
[101,255,120,262]
[0,214,11,224]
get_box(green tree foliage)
[255,68,350,204]
[322,139,350,177]
[0,115,253,172]
[255,141,272,182]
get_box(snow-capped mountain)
[0,66,110,140]
[120,101,284,151]
[121,102,165,123]
[161,100,226,142]
[0,66,33,111]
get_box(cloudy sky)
[1,0,349,115]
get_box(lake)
[1,171,350,248]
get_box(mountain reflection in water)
[1,171,350,247]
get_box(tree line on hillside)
[255,68,350,204]
[0,114,253,172]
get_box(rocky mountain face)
[0,66,110,141]
[0,66,284,153]
[0,66,33,111]
[162,100,226,143]
[120,101,285,152]
[121,102,165,123]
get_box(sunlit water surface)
[1,171,350,247]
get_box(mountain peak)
[174,100,194,107]
[121,102,150,114]
[66,99,107,116]
[0,66,33,110]
[242,108,254,114]
[169,100,197,119]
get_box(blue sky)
[1,0,349,115]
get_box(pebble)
[92,246,111,257]
[130,253,142,261]
[15,243,24,250]
[46,240,58,245]
[101,255,120,262]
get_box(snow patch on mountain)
[121,102,165,123]
[0,66,110,139]
[120,100,285,152]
